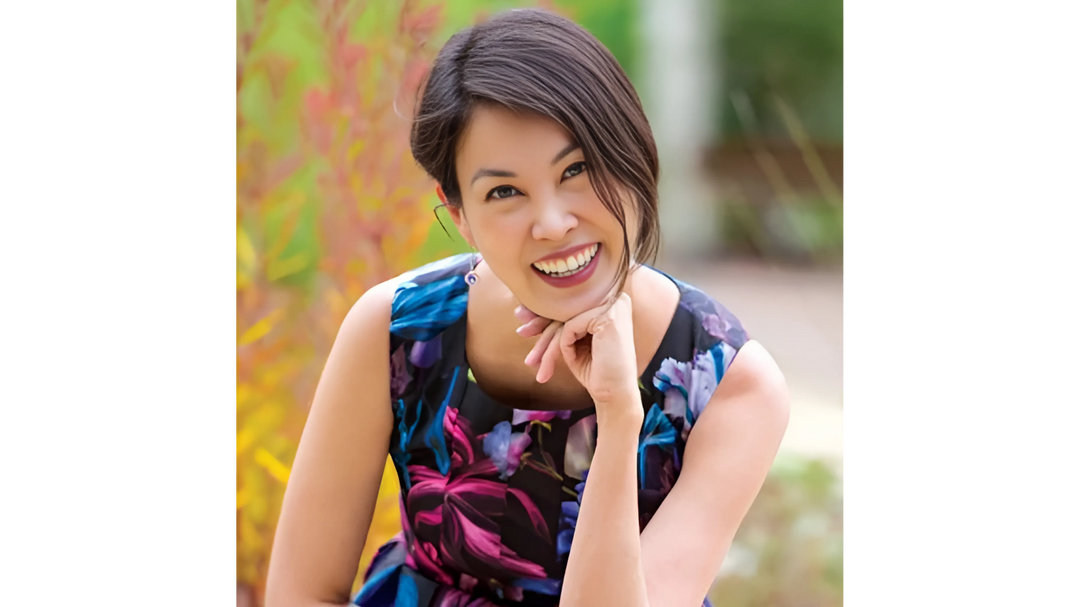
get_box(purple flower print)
[652,337,743,443]
[563,414,597,481]
[556,471,588,560]
[390,344,411,400]
[511,409,572,426]
[679,285,749,347]
[481,421,532,479]
[410,334,442,368]
[702,312,743,344]
[653,348,721,430]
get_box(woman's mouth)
[530,243,600,288]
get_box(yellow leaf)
[237,426,257,455]
[238,308,284,346]
[237,487,251,510]
[245,399,287,436]
[237,384,253,411]
[266,251,309,282]
[237,226,257,271]
[347,140,367,164]
[240,469,268,524]
[326,285,350,321]
[239,513,265,552]
[263,191,306,262]
[255,447,291,484]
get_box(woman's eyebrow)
[551,142,580,165]
[470,168,516,186]
[469,142,581,187]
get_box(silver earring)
[464,251,481,286]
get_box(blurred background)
[237,0,841,605]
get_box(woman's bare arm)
[264,280,397,607]
[638,340,789,607]
[560,340,789,607]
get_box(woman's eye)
[487,185,520,200]
[563,161,586,180]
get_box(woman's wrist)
[593,384,644,430]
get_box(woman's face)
[448,105,634,322]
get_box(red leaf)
[403,5,442,38]
[340,43,367,70]
[304,89,331,119]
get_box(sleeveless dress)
[354,254,748,607]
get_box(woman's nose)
[531,196,578,242]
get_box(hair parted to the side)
[410,8,661,295]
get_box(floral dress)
[354,254,748,607]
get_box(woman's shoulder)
[387,253,474,342]
[643,270,753,429]
[682,279,749,349]
[393,252,475,289]
[644,269,751,393]
[342,254,473,348]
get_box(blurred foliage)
[237,0,460,601]
[709,455,843,607]
[722,194,844,264]
[718,0,843,143]
[718,90,843,263]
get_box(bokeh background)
[236,0,842,605]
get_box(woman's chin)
[525,291,610,323]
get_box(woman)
[266,8,789,607]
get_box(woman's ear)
[440,186,476,249]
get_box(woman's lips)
[530,243,601,288]
[533,242,597,264]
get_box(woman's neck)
[463,261,680,406]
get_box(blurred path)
[662,259,843,466]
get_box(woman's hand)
[517,294,640,412]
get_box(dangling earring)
[465,250,481,286]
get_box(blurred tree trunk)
[639,0,722,262]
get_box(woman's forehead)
[457,106,576,170]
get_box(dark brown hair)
[410,8,660,293]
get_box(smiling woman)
[265,8,789,607]
[410,9,661,317]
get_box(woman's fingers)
[535,325,564,384]
[514,304,539,322]
[516,315,552,338]
[560,305,608,348]
[524,320,561,368]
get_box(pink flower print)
[406,410,548,582]
[434,587,499,607]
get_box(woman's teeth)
[533,244,599,278]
